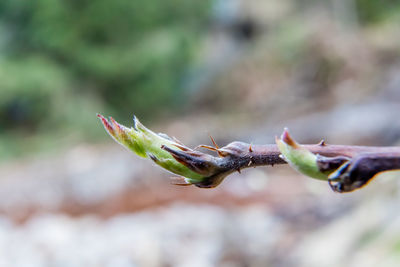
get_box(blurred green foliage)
[0,0,211,136]
[356,0,400,23]
[0,0,398,160]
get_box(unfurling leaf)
[97,114,206,185]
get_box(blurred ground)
[1,117,400,267]
[1,0,400,266]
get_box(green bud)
[276,128,329,180]
[97,114,206,184]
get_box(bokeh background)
[1,0,400,266]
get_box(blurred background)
[1,0,400,266]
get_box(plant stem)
[215,142,400,170]
[187,141,400,188]
[98,114,400,191]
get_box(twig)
[97,114,400,193]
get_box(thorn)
[281,128,298,148]
[318,139,326,146]
[195,145,228,157]
[249,144,253,152]
[208,135,226,157]
[195,145,218,152]
[197,136,225,157]
[209,135,220,149]
[173,144,190,151]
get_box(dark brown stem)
[167,141,400,189]
[217,142,400,170]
